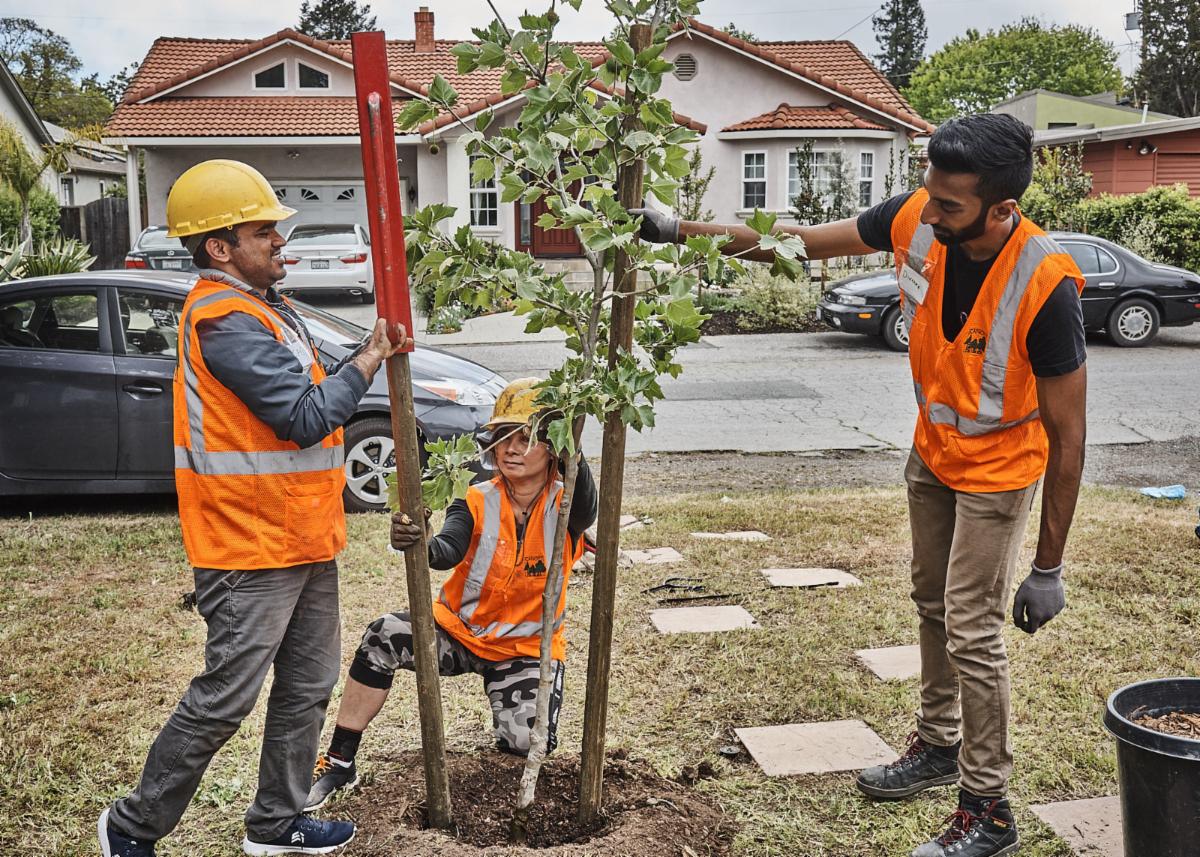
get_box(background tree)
[789,140,825,225]
[676,149,714,221]
[0,18,113,127]
[297,0,377,40]
[903,18,1123,122]
[396,0,803,839]
[91,62,140,105]
[872,0,926,89]
[1131,0,1200,117]
[1019,142,1092,231]
[0,119,77,248]
[720,22,757,41]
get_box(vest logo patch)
[963,328,986,356]
[523,558,547,577]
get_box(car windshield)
[287,226,359,246]
[139,228,186,251]
[291,299,367,348]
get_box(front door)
[514,195,583,258]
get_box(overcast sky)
[5,0,1143,82]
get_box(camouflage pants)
[349,611,563,755]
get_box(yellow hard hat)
[165,159,296,238]
[483,377,544,430]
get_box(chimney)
[415,7,435,53]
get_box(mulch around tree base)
[701,309,826,336]
[334,749,734,856]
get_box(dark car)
[125,226,197,272]
[0,272,506,512]
[816,233,1200,350]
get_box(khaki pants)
[906,449,1038,797]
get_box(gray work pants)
[906,449,1039,797]
[108,561,341,842]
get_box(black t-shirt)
[857,192,1086,378]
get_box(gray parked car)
[0,271,506,512]
[125,226,196,272]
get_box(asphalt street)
[331,298,1200,457]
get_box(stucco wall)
[993,92,1174,131]
[182,44,357,98]
[659,33,911,223]
[0,88,57,194]
[142,144,418,224]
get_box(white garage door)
[272,182,368,234]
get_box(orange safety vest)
[892,190,1084,493]
[433,474,585,662]
[173,277,347,570]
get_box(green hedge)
[1023,183,1200,273]
[0,187,61,244]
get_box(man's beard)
[932,205,990,246]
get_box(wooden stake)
[352,30,451,830]
[578,21,650,827]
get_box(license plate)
[310,260,330,270]
[161,259,183,269]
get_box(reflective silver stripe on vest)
[476,612,568,640]
[179,287,288,455]
[174,444,344,475]
[913,381,926,408]
[458,481,502,622]
[899,223,935,333]
[922,233,1061,437]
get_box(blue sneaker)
[98,808,156,857]
[242,815,356,855]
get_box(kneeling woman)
[307,377,598,810]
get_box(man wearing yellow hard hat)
[303,378,597,812]
[99,160,409,857]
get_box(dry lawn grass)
[2,485,1198,855]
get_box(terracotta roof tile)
[105,97,403,137]
[723,103,889,133]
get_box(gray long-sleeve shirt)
[194,273,370,447]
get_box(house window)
[336,187,356,201]
[859,152,874,208]
[274,187,289,200]
[787,149,837,204]
[298,63,330,89]
[299,187,320,201]
[742,152,766,209]
[469,155,498,227]
[60,176,75,206]
[254,63,285,89]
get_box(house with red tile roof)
[103,9,932,257]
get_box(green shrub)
[731,264,819,331]
[426,302,469,334]
[0,187,60,244]
[20,236,95,277]
[1074,184,1200,272]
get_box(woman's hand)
[390,507,432,551]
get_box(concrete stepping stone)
[735,720,895,777]
[651,605,759,635]
[1031,796,1123,856]
[691,530,771,542]
[625,546,684,565]
[761,568,862,588]
[620,514,649,530]
[855,645,921,681]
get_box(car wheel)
[1106,298,1160,347]
[341,417,425,513]
[359,289,375,305]
[881,305,909,352]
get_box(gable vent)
[674,53,698,81]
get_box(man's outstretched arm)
[634,208,874,262]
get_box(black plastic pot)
[1104,677,1200,856]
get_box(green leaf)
[395,99,436,131]
[622,129,657,151]
[475,110,495,132]
[428,74,458,107]
[478,41,507,67]
[604,39,635,66]
[499,172,525,203]
[639,99,675,127]
[449,43,480,74]
[629,68,661,95]
[745,208,778,236]
[500,66,527,95]
[470,156,494,186]
[524,139,556,173]
[536,212,559,229]
[547,417,574,456]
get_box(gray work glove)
[1012,561,1065,634]
[390,508,432,552]
[630,207,679,244]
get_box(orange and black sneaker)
[304,753,359,813]
[911,792,1020,857]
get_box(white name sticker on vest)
[899,264,929,306]
[281,326,315,370]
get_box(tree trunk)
[577,21,650,827]
[510,436,582,844]
[19,198,32,251]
